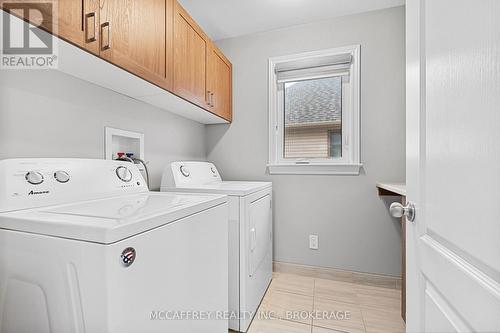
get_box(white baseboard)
[273,261,402,290]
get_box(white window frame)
[267,45,362,175]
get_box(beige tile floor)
[243,272,405,333]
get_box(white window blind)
[275,53,352,83]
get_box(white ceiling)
[178,0,405,41]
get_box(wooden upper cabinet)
[80,0,100,55]
[173,2,208,109]
[207,43,232,122]
[99,0,168,89]
[0,0,100,54]
[56,0,100,55]
[54,0,99,55]
[165,0,174,91]
[52,1,86,48]
[1,0,231,122]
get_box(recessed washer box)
[105,127,144,163]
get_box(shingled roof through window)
[284,76,341,125]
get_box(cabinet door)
[58,0,100,54]
[99,0,167,89]
[54,0,85,47]
[165,0,174,91]
[80,0,100,55]
[207,44,232,122]
[0,0,99,54]
[173,2,208,108]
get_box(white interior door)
[406,1,500,332]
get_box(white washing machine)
[0,158,229,333]
[161,161,272,332]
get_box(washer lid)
[163,181,272,196]
[0,192,227,244]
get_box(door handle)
[390,202,415,222]
[84,12,96,43]
[100,22,111,51]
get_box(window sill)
[267,163,363,175]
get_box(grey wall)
[207,7,406,276]
[0,70,206,190]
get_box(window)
[284,76,342,159]
[268,45,361,175]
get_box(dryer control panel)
[0,159,147,212]
[162,161,222,188]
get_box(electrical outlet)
[309,235,319,250]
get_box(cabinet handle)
[84,12,96,43]
[100,22,111,51]
[210,92,215,108]
[206,90,211,106]
[81,0,84,31]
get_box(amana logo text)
[28,190,49,195]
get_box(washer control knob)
[25,171,44,185]
[116,166,133,182]
[180,165,190,177]
[54,170,70,183]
